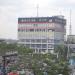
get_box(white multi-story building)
[18,16,66,53]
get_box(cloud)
[67,0,75,3]
[0,0,23,6]
[54,0,75,9]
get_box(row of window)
[19,18,48,22]
[25,44,54,48]
[20,39,54,43]
[18,29,54,32]
[19,24,39,27]
[35,49,54,53]
[19,24,50,27]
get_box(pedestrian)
[8,70,19,75]
[0,70,3,75]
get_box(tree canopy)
[0,42,71,75]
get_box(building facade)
[67,35,75,66]
[67,35,75,44]
[18,16,66,53]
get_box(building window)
[48,29,53,32]
[26,39,30,42]
[48,44,54,48]
[48,39,54,43]
[21,19,24,22]
[42,44,47,48]
[49,19,52,22]
[36,39,41,43]
[39,19,42,21]
[31,44,35,48]
[26,29,29,32]
[42,29,45,32]
[18,29,20,31]
[21,29,23,32]
[31,39,35,42]
[31,19,36,22]
[54,40,60,43]
[36,29,39,32]
[36,44,41,48]
[43,19,47,21]
[20,39,25,42]
[42,39,47,43]
[33,24,38,27]
[30,29,34,32]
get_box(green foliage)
[0,42,71,75]
[55,44,68,61]
[0,42,33,56]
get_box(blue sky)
[0,0,75,39]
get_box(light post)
[2,56,6,75]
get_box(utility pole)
[2,56,6,75]
[69,9,72,35]
[67,42,70,60]
[67,9,72,59]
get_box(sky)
[0,0,75,39]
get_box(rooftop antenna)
[69,9,72,35]
[59,10,63,18]
[37,4,39,17]
[59,9,62,15]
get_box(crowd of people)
[0,67,34,75]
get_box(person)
[8,70,19,75]
[0,70,3,75]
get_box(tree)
[54,44,71,75]
[55,44,68,61]
[0,42,71,75]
